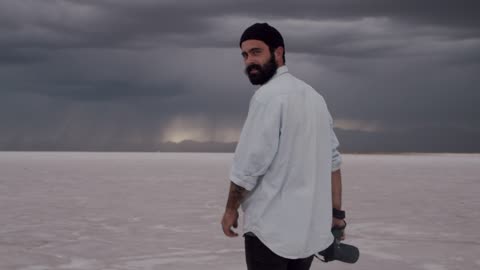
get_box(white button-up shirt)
[229,65,342,259]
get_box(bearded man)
[221,23,346,270]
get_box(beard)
[245,53,278,85]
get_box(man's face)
[241,40,278,85]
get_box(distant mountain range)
[1,127,478,153]
[157,140,237,152]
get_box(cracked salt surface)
[1,152,479,270]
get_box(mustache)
[246,64,262,74]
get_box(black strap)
[333,208,345,219]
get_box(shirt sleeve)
[329,112,342,172]
[229,96,282,191]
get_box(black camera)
[315,223,360,264]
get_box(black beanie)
[239,23,284,50]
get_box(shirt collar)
[273,65,288,79]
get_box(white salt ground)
[0,152,479,270]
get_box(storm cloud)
[1,0,479,152]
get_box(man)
[221,23,345,270]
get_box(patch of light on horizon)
[162,115,210,143]
[161,115,240,143]
[334,119,384,132]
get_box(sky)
[1,0,479,152]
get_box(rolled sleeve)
[229,170,258,191]
[329,113,342,172]
[229,96,282,191]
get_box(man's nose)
[244,57,256,66]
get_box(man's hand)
[221,182,248,237]
[332,217,346,240]
[221,209,239,237]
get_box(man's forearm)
[332,169,342,210]
[225,181,249,211]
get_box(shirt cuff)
[229,171,258,191]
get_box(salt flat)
[0,152,479,270]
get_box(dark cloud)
[0,0,478,152]
[0,49,48,65]
[2,0,479,52]
[307,54,480,133]
[7,79,188,101]
[64,0,480,29]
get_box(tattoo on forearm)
[226,182,249,210]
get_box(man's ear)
[275,47,284,64]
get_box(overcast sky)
[1,0,479,152]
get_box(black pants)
[245,234,314,270]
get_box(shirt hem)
[245,228,334,259]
